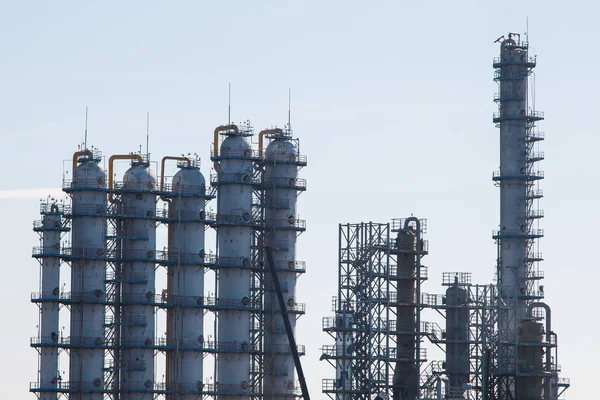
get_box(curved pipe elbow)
[213,124,239,172]
[258,128,283,158]
[527,302,551,332]
[71,150,93,177]
[108,154,143,202]
[403,217,421,240]
[160,156,191,197]
[527,301,552,377]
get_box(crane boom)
[262,243,311,400]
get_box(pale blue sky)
[1,1,596,398]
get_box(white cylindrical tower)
[493,35,542,324]
[68,151,107,397]
[262,130,306,399]
[492,34,545,397]
[31,201,69,398]
[165,160,209,396]
[212,125,256,399]
[119,160,157,396]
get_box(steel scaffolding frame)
[250,161,267,400]
[31,201,71,400]
[322,219,427,400]
[322,222,392,399]
[423,274,496,400]
[104,198,122,399]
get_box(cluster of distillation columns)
[32,123,309,400]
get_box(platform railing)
[262,177,307,190]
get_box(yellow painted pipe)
[160,156,191,195]
[213,124,239,171]
[165,196,173,391]
[159,155,191,386]
[108,154,143,203]
[258,128,283,158]
[71,150,93,177]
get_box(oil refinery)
[29,34,569,400]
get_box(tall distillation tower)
[491,33,548,399]
[31,199,70,398]
[162,157,211,396]
[261,127,307,399]
[118,156,158,396]
[67,149,108,398]
[211,124,258,398]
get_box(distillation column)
[333,311,353,399]
[212,125,255,398]
[164,159,209,396]
[119,159,157,396]
[391,221,424,400]
[515,320,544,400]
[445,278,469,399]
[262,128,307,398]
[68,150,107,397]
[31,201,69,398]
[492,34,545,399]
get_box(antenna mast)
[288,88,292,128]
[84,106,88,150]
[146,112,150,159]
[228,83,231,125]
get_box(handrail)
[258,128,283,158]
[71,150,93,177]
[213,124,239,171]
[108,154,143,202]
[160,156,190,195]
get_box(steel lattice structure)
[322,219,428,400]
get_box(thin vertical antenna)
[146,112,150,159]
[288,88,292,127]
[84,106,88,150]
[526,17,529,43]
[228,83,231,125]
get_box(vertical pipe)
[527,302,553,399]
[159,156,190,393]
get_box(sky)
[0,1,596,398]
